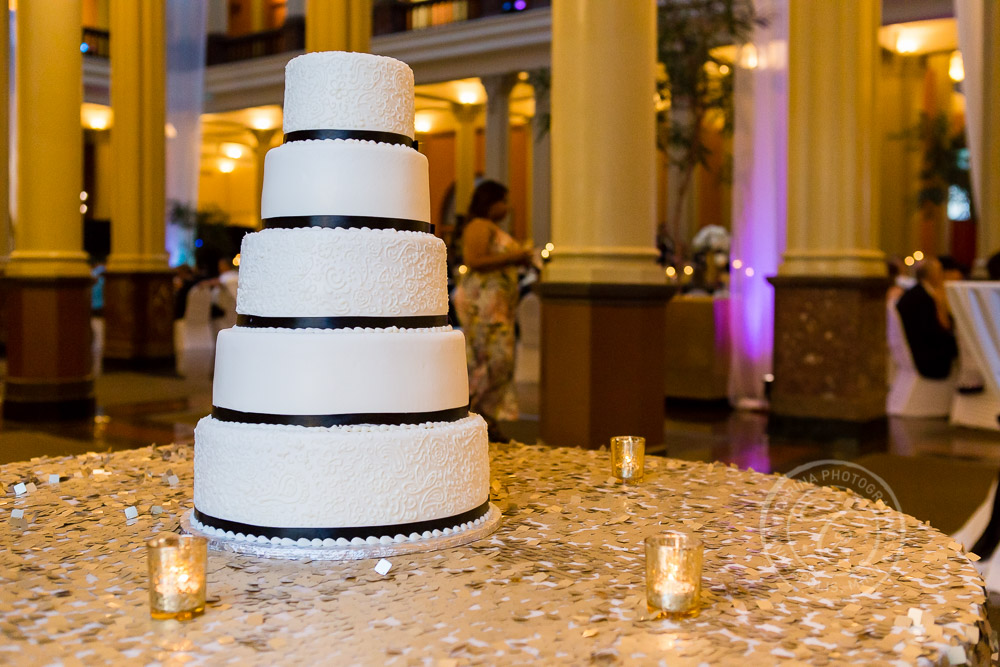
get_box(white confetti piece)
[13,483,26,496]
[166,475,179,487]
[907,608,923,626]
[123,506,138,520]
[48,474,59,485]
[946,646,967,665]
[374,558,392,575]
[11,509,24,519]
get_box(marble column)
[768,0,888,429]
[103,0,175,371]
[977,2,1000,259]
[452,103,480,222]
[3,0,95,420]
[305,0,371,53]
[539,0,672,449]
[0,1,9,351]
[482,73,517,185]
[530,87,551,248]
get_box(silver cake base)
[180,505,502,561]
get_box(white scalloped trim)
[189,507,491,548]
[230,325,453,334]
[208,413,479,434]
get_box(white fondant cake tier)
[283,51,414,138]
[193,414,489,529]
[261,140,429,221]
[236,227,447,318]
[213,327,469,416]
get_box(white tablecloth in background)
[946,282,1000,399]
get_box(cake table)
[0,443,992,665]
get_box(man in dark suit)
[896,257,957,379]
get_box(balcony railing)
[373,0,550,35]
[206,16,305,66]
[82,0,548,67]
[81,27,110,58]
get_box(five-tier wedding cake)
[190,51,491,550]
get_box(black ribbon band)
[262,214,434,234]
[212,404,470,427]
[284,129,417,149]
[193,500,490,542]
[236,314,450,330]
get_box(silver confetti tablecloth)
[0,442,993,665]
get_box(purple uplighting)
[728,2,788,406]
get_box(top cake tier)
[283,52,415,140]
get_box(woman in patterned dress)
[451,181,533,442]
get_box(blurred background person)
[451,180,533,442]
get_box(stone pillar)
[530,86,551,248]
[978,2,1000,259]
[0,1,9,351]
[482,73,517,184]
[103,0,175,371]
[768,0,888,430]
[452,103,480,221]
[3,0,94,420]
[306,0,371,53]
[539,0,672,449]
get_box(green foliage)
[657,0,762,173]
[914,112,971,211]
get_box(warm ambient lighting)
[683,265,694,276]
[80,191,88,202]
[950,51,965,82]
[745,267,755,277]
[165,122,178,139]
[731,259,743,270]
[458,90,478,105]
[458,264,469,275]
[81,105,112,131]
[232,254,241,268]
[913,250,925,262]
[540,248,550,259]
[79,204,88,215]
[719,64,730,75]
[895,33,918,54]
[904,256,915,267]
[665,266,677,278]
[544,242,554,252]
[250,110,281,131]
[741,44,758,69]
[221,143,244,160]
[414,115,433,134]
[218,159,236,174]
[518,71,529,81]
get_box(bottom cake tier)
[193,414,489,542]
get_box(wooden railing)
[81,27,110,58]
[206,16,305,66]
[373,0,549,35]
[82,0,546,66]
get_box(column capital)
[450,103,482,123]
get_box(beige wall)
[198,161,258,228]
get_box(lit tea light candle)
[147,533,208,620]
[610,436,645,482]
[645,532,702,618]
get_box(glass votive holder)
[147,533,208,621]
[645,532,702,618]
[610,435,645,482]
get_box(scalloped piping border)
[188,505,493,549]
